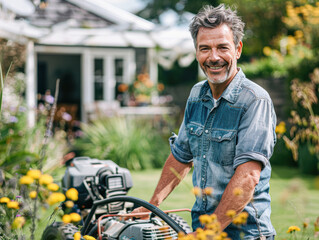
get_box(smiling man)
[132,4,277,240]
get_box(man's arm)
[149,153,193,207]
[213,161,262,231]
[131,153,192,216]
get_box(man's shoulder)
[240,76,271,101]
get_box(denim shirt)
[169,69,277,239]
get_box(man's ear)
[236,41,243,59]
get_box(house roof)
[66,0,155,31]
[0,0,195,66]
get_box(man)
[134,4,277,240]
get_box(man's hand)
[125,206,151,220]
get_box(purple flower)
[9,116,18,123]
[62,112,72,121]
[44,95,54,104]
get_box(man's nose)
[208,49,220,61]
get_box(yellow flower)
[203,187,213,195]
[39,174,53,185]
[66,188,78,201]
[0,197,10,203]
[226,210,236,218]
[65,200,74,208]
[12,216,25,229]
[233,188,243,196]
[303,222,309,228]
[263,46,272,56]
[62,214,71,224]
[232,212,249,225]
[191,187,201,196]
[287,225,301,233]
[29,191,37,199]
[83,235,96,240]
[47,183,59,192]
[7,201,19,209]
[275,121,286,134]
[221,232,228,238]
[19,176,34,185]
[199,214,213,225]
[74,232,82,240]
[27,169,42,180]
[70,212,82,222]
[47,192,66,205]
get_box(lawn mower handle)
[80,195,187,235]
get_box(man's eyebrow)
[218,43,231,47]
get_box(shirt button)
[190,128,193,131]
[205,130,208,133]
[203,155,206,159]
[218,136,221,140]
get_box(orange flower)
[157,83,165,92]
[191,187,201,196]
[203,187,213,195]
[118,83,128,92]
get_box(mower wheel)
[41,222,79,240]
[168,213,192,234]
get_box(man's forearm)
[149,153,193,207]
[213,161,262,231]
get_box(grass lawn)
[128,166,319,239]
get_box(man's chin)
[207,77,228,85]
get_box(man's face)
[196,24,243,86]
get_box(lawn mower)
[41,157,191,240]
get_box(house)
[0,0,195,125]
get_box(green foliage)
[0,72,69,177]
[223,0,287,59]
[137,0,218,23]
[73,117,170,170]
[282,68,319,175]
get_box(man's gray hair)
[189,4,245,47]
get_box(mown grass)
[129,166,319,239]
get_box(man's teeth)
[209,66,223,70]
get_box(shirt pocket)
[210,129,237,166]
[186,123,204,157]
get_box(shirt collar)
[200,68,244,104]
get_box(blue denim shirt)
[169,69,277,239]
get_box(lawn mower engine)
[41,157,191,240]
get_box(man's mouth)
[208,66,224,70]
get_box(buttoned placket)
[200,98,220,210]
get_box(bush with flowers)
[116,72,167,106]
[0,168,99,240]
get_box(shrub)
[73,117,170,170]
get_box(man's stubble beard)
[205,59,232,85]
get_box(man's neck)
[208,68,239,99]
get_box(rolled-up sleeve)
[169,118,193,164]
[234,97,277,170]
